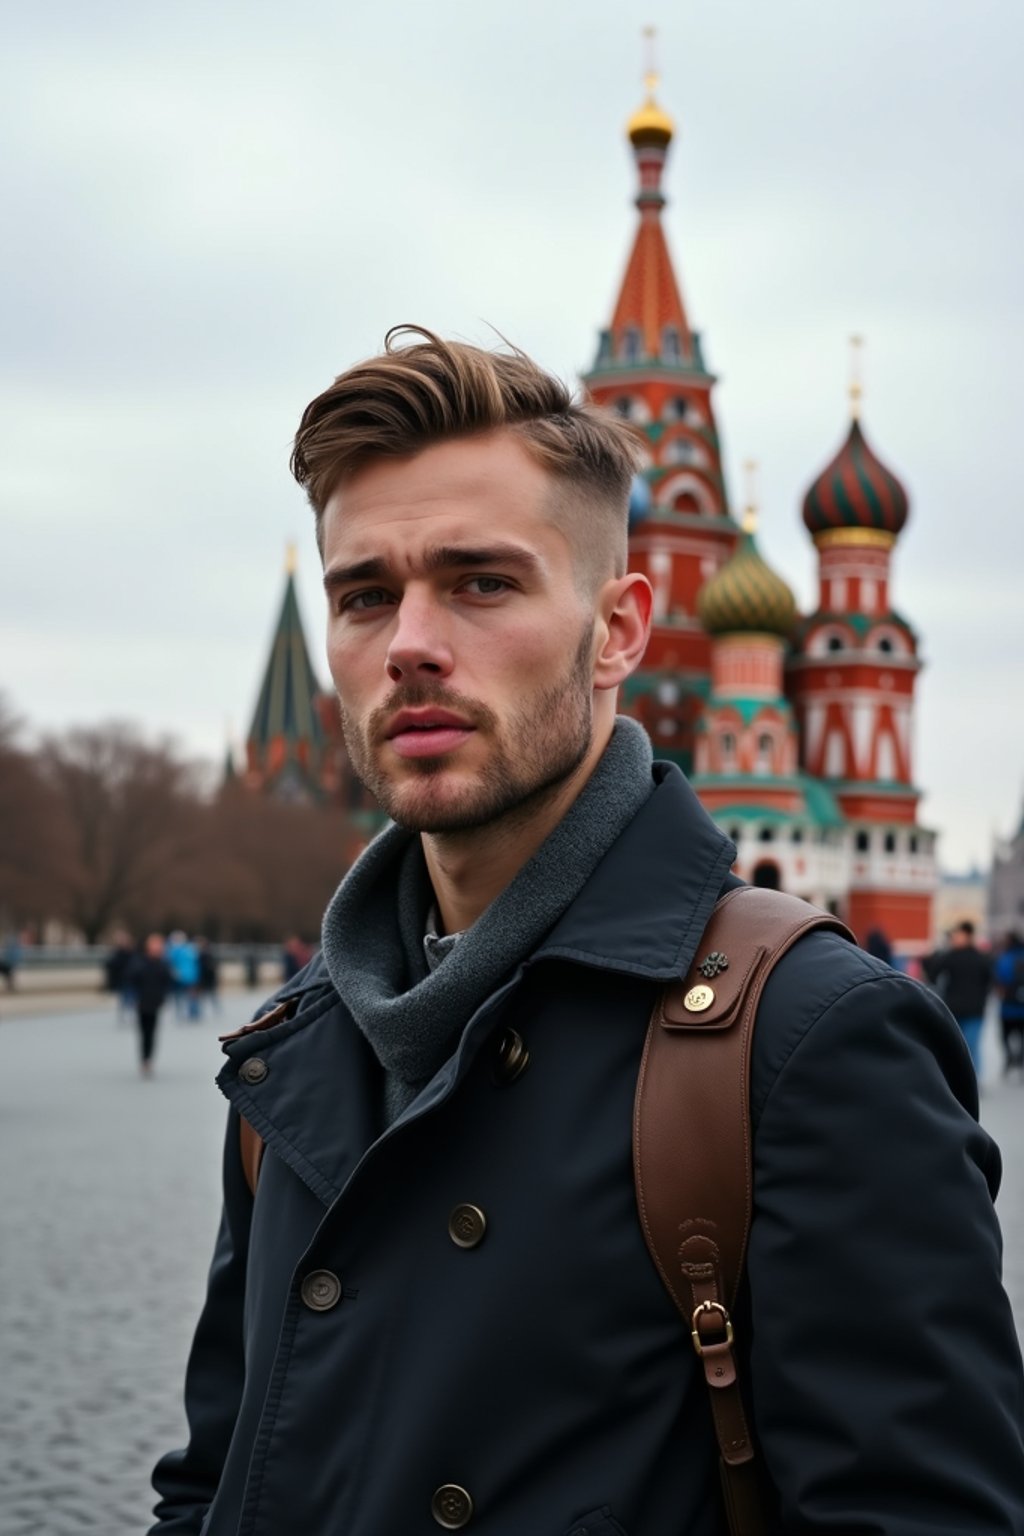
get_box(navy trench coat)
[151,764,1024,1535]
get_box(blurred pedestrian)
[105,928,137,1021]
[994,930,1024,1080]
[863,927,893,966]
[166,930,201,1020]
[128,934,174,1076]
[281,935,313,982]
[919,932,951,994]
[0,931,22,990]
[196,937,220,1016]
[928,921,992,1076]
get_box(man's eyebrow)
[323,544,543,594]
[422,543,543,576]
[323,557,388,594]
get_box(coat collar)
[216,761,737,1209]
[531,760,737,980]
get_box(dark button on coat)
[150,764,1024,1535]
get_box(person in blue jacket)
[150,329,1024,1536]
[996,930,1024,1078]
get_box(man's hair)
[291,326,643,580]
[957,920,976,938]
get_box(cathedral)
[242,72,937,960]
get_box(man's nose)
[385,592,454,683]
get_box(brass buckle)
[690,1299,734,1357]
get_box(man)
[927,920,993,1076]
[129,932,174,1077]
[151,330,1024,1535]
[995,930,1024,1079]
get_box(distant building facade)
[241,75,937,957]
[990,806,1024,938]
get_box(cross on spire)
[849,334,864,421]
[643,24,659,100]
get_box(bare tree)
[0,696,72,933]
[38,723,206,942]
[2,702,354,944]
[195,783,349,942]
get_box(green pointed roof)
[248,569,325,757]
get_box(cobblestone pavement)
[1,996,1022,1535]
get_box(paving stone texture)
[1,993,1022,1534]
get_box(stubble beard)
[339,622,596,835]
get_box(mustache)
[366,683,498,744]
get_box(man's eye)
[464,576,509,596]
[342,589,392,612]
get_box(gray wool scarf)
[321,716,654,1122]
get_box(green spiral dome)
[697,530,797,638]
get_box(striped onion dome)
[802,419,909,539]
[698,529,797,638]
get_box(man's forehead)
[321,438,568,564]
[333,430,550,509]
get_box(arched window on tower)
[808,626,852,657]
[622,326,642,363]
[663,438,706,469]
[612,395,651,426]
[663,395,689,423]
[662,325,682,362]
[674,491,702,514]
[866,626,909,657]
[755,731,774,775]
[720,730,736,771]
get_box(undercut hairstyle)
[291,326,643,586]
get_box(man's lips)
[384,709,476,759]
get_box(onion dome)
[627,90,674,148]
[628,472,653,525]
[698,519,797,638]
[802,418,909,541]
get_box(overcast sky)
[2,0,1021,871]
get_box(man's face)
[320,432,601,834]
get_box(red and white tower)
[582,56,738,766]
[787,348,936,950]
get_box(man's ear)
[592,573,653,692]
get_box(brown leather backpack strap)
[633,886,854,1536]
[239,1117,265,1198]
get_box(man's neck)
[421,727,611,936]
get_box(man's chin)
[374,770,490,834]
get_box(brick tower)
[582,61,738,768]
[787,349,937,950]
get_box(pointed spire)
[246,561,325,794]
[600,43,692,366]
[285,540,298,576]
